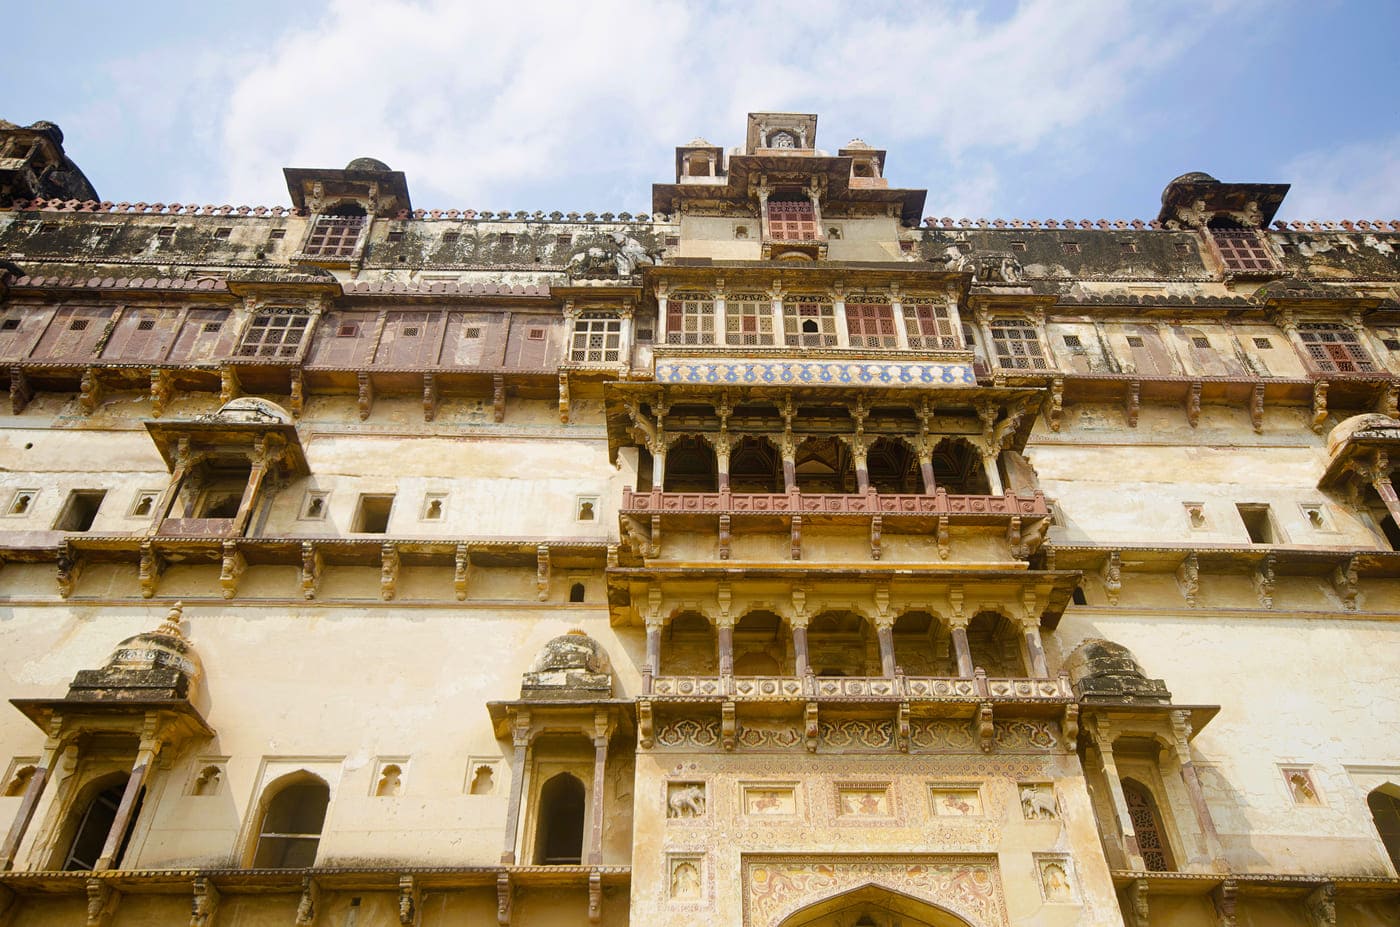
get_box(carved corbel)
[1122,878,1149,927]
[721,700,736,751]
[974,702,995,753]
[1176,553,1199,607]
[638,699,653,749]
[289,369,304,418]
[936,513,950,560]
[422,372,438,422]
[296,876,320,926]
[897,701,911,753]
[1124,380,1141,428]
[149,368,174,418]
[1254,553,1276,609]
[86,878,119,927]
[492,374,506,423]
[300,541,322,600]
[1047,376,1064,431]
[219,540,245,600]
[536,544,550,601]
[558,371,570,424]
[356,372,375,421]
[587,870,603,926]
[1311,380,1329,433]
[219,365,240,405]
[805,702,819,753]
[649,514,662,559]
[1304,882,1336,927]
[870,515,882,560]
[189,877,220,927]
[398,874,421,927]
[1210,879,1237,927]
[496,872,512,927]
[78,366,102,415]
[790,514,802,561]
[380,543,400,601]
[57,542,82,598]
[9,365,33,414]
[1331,555,1360,611]
[718,513,731,561]
[1006,515,1026,559]
[1185,381,1202,428]
[1378,382,1400,420]
[137,540,165,599]
[1250,383,1266,434]
[454,543,470,601]
[1061,703,1080,751]
[1101,551,1122,606]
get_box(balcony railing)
[621,488,1048,518]
[648,673,1071,701]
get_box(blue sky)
[5,0,1399,222]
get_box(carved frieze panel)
[655,358,977,388]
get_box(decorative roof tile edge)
[6,199,673,223]
[341,281,551,296]
[9,274,229,291]
[920,217,1400,231]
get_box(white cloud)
[214,0,1249,213]
[1276,135,1400,221]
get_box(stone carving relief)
[742,855,1007,927]
[1019,783,1059,820]
[669,856,704,901]
[667,782,707,819]
[655,718,721,748]
[567,231,661,278]
[1037,856,1077,903]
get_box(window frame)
[570,311,624,363]
[987,318,1049,371]
[1294,321,1377,374]
[301,214,367,259]
[236,310,312,360]
[665,293,715,346]
[903,302,961,350]
[844,299,899,349]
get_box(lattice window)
[665,293,715,345]
[903,303,960,349]
[988,319,1048,370]
[767,200,817,241]
[238,312,311,358]
[570,312,622,363]
[1296,322,1376,373]
[1122,780,1174,872]
[784,298,837,347]
[845,300,898,348]
[724,294,774,346]
[1210,229,1274,273]
[302,215,366,258]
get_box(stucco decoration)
[520,629,613,699]
[1065,639,1171,705]
[567,230,661,278]
[1327,413,1400,460]
[742,855,1007,927]
[212,397,295,425]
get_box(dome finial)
[158,601,186,639]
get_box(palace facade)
[0,113,1399,926]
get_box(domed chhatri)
[214,396,294,424]
[345,156,392,173]
[1327,413,1400,461]
[1065,639,1172,705]
[66,603,203,703]
[520,630,612,700]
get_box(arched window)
[729,436,783,493]
[664,436,717,492]
[1368,787,1400,870]
[533,773,586,865]
[57,773,143,871]
[808,611,875,677]
[931,437,990,495]
[1122,778,1175,872]
[251,774,330,868]
[662,611,717,675]
[569,582,586,603]
[867,438,920,494]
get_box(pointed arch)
[1367,785,1400,870]
[795,437,854,494]
[965,610,1025,677]
[1122,777,1176,872]
[808,610,877,677]
[664,435,717,492]
[51,771,141,871]
[931,437,990,495]
[776,884,976,927]
[248,770,330,868]
[730,435,783,493]
[661,610,717,675]
[867,437,920,494]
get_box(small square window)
[337,323,359,338]
[1384,338,1400,351]
[355,494,394,533]
[1061,242,1081,255]
[156,227,175,239]
[300,492,329,520]
[203,321,222,333]
[402,326,421,337]
[267,229,286,241]
[466,758,501,795]
[1120,241,1138,254]
[463,327,481,339]
[636,328,654,342]
[421,494,447,521]
[6,489,37,516]
[1300,503,1333,532]
[137,319,156,331]
[1279,242,1298,255]
[1062,334,1082,348]
[576,496,599,521]
[373,759,408,797]
[53,490,106,532]
[527,327,546,341]
[1237,503,1279,544]
[1281,766,1323,806]
[1175,241,1192,256]
[1184,502,1207,530]
[443,231,460,243]
[1126,335,1144,347]
[1191,336,1210,349]
[556,234,572,247]
[0,318,19,331]
[498,233,515,248]
[69,319,89,331]
[1253,337,1273,349]
[386,230,405,242]
[1010,240,1026,252]
[214,227,232,240]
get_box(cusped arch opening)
[777,883,976,927]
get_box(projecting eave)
[10,696,214,740]
[641,261,970,294]
[144,419,309,474]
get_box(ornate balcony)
[648,673,1070,703]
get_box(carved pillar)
[655,285,669,344]
[1372,469,1400,527]
[791,615,811,679]
[1091,721,1145,870]
[948,615,974,678]
[1170,711,1228,871]
[500,712,532,865]
[588,710,610,865]
[152,440,197,528]
[768,283,786,347]
[756,184,772,241]
[917,443,936,495]
[715,435,732,493]
[874,619,896,677]
[831,287,850,349]
[713,286,727,348]
[780,431,797,493]
[850,438,870,493]
[232,438,280,537]
[806,183,823,238]
[889,290,910,350]
[649,439,667,495]
[981,448,1004,495]
[0,731,64,869]
[716,616,735,678]
[643,616,663,692]
[616,303,635,366]
[95,731,162,870]
[1020,617,1049,678]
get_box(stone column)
[1171,711,1228,871]
[948,615,974,678]
[0,733,65,870]
[790,616,811,679]
[617,304,635,362]
[95,732,162,870]
[918,444,936,495]
[874,619,896,677]
[232,437,281,537]
[713,291,727,348]
[851,440,870,494]
[781,433,798,493]
[757,185,772,241]
[588,711,610,865]
[1092,721,1145,870]
[649,440,667,495]
[643,617,663,693]
[806,185,823,238]
[769,286,786,347]
[716,616,735,677]
[981,449,1004,495]
[1020,617,1049,678]
[500,713,532,864]
[890,294,910,350]
[655,287,670,344]
[1373,472,1400,527]
[715,439,731,493]
[832,290,850,349]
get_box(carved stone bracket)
[398,874,421,927]
[190,877,221,927]
[296,876,320,926]
[587,870,602,926]
[1378,382,1400,420]
[1101,551,1122,606]
[380,543,400,601]
[1331,555,1359,611]
[85,878,119,927]
[422,372,438,422]
[149,368,174,418]
[1210,879,1237,927]
[722,700,736,751]
[300,542,323,600]
[1304,881,1336,927]
[1176,553,1200,607]
[638,699,654,749]
[1250,383,1265,434]
[559,371,571,424]
[1124,379,1141,428]
[897,701,911,752]
[139,540,165,599]
[536,544,550,601]
[496,872,512,927]
[79,366,103,415]
[357,372,375,421]
[219,366,240,406]
[10,366,33,414]
[454,543,470,601]
[1047,376,1064,432]
[1312,380,1329,433]
[974,701,994,753]
[870,514,883,560]
[791,514,802,561]
[492,374,506,423]
[936,513,950,560]
[219,540,245,600]
[57,542,82,598]
[289,370,305,418]
[718,513,731,561]
[1254,553,1276,609]
[1185,381,1202,428]
[1122,878,1148,927]
[1061,703,1079,751]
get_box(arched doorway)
[777,885,976,927]
[1367,786,1400,870]
[1122,777,1176,871]
[533,773,586,865]
[55,772,144,871]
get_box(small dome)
[107,603,203,685]
[1066,639,1171,704]
[530,630,609,675]
[1328,413,1400,459]
[845,138,872,149]
[1169,171,1219,186]
[215,397,293,424]
[685,138,713,148]
[346,156,392,172]
[26,120,63,144]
